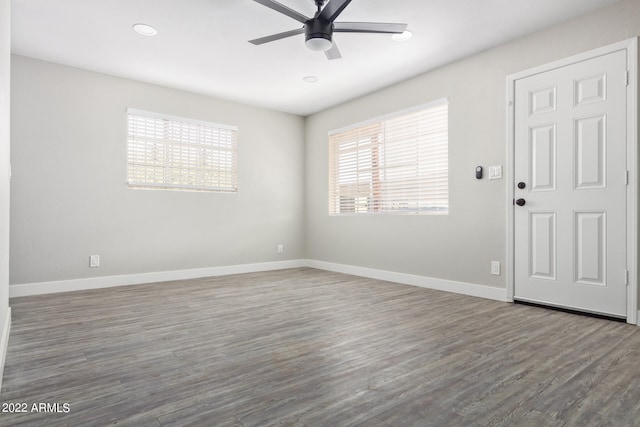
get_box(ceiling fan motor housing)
[305,18,333,47]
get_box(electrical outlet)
[491,261,501,275]
[277,244,284,254]
[89,255,100,268]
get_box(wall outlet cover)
[491,261,501,275]
[89,255,100,268]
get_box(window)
[328,100,448,215]
[127,109,238,192]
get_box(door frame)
[506,38,638,324]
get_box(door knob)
[517,182,526,189]
[515,198,526,206]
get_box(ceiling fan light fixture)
[305,36,332,51]
[304,17,333,51]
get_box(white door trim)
[506,38,638,324]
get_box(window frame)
[328,99,449,216]
[126,108,238,193]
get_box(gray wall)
[8,0,640,297]
[0,0,10,387]
[304,0,640,288]
[10,56,305,285]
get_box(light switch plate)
[488,165,503,180]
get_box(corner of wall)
[0,0,11,391]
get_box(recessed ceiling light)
[133,23,158,36]
[392,30,413,42]
[303,76,319,83]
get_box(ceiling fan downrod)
[314,0,325,14]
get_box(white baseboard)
[0,307,11,393]
[9,259,508,303]
[305,260,508,302]
[9,260,306,298]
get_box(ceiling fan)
[249,0,408,60]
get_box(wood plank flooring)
[1,267,640,426]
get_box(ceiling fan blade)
[333,22,407,34]
[249,28,305,45]
[252,0,310,24]
[319,0,353,22]
[324,42,342,60]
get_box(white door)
[514,50,628,317]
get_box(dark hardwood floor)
[1,267,640,426]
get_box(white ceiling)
[11,0,621,116]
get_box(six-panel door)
[514,50,628,317]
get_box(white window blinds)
[329,100,448,215]
[127,109,238,192]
